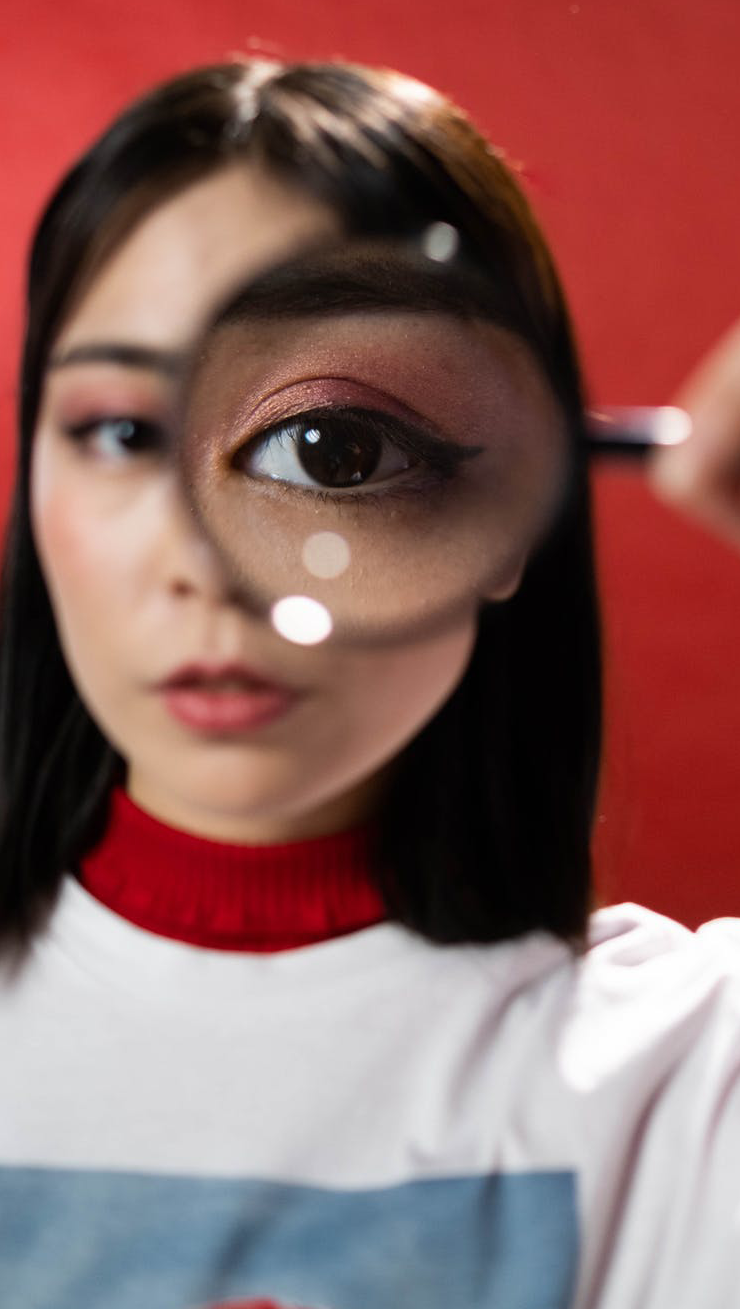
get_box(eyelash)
[231,404,481,504]
[62,415,167,458]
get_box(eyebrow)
[216,248,523,334]
[47,251,526,372]
[47,342,185,377]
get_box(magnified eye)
[234,407,419,491]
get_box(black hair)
[0,59,601,953]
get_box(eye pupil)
[297,421,382,488]
[102,417,150,451]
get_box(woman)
[0,59,737,1309]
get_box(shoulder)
[579,899,740,1005]
[447,901,740,1033]
[553,901,740,1094]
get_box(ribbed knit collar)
[78,787,386,952]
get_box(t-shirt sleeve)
[568,904,740,1308]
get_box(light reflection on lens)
[421,222,460,263]
[270,595,334,645]
[301,531,352,579]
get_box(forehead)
[54,164,342,356]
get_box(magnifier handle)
[586,405,692,459]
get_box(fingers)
[650,317,740,549]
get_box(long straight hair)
[0,60,601,952]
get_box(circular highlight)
[421,221,460,263]
[270,595,334,646]
[301,531,351,579]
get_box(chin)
[127,745,342,839]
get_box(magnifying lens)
[177,227,689,647]
[178,228,577,647]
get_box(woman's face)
[30,164,561,842]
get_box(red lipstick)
[158,662,299,734]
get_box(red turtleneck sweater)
[79,787,386,951]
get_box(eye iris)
[297,422,381,487]
[101,418,150,451]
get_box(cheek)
[33,482,110,631]
[331,619,479,768]
[34,488,93,596]
[30,447,143,686]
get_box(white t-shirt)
[1,876,739,1309]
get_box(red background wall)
[2,1,739,925]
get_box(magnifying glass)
[177,228,688,647]
[587,405,691,456]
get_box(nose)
[161,477,241,607]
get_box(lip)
[157,662,301,734]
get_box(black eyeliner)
[238,404,483,481]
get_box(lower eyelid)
[259,466,457,513]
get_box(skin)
[30,164,560,844]
[652,315,740,550]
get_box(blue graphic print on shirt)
[0,1165,578,1309]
